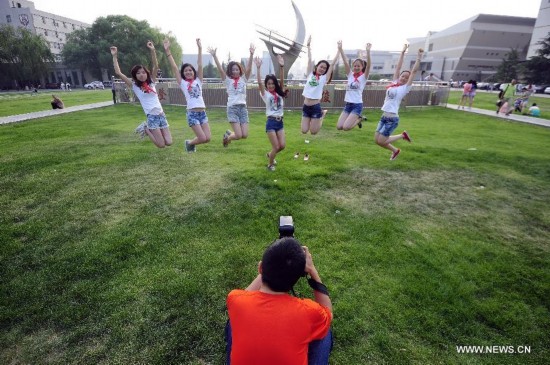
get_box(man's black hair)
[261,237,306,292]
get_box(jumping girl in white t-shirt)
[254,55,287,171]
[164,38,210,153]
[111,41,173,148]
[208,44,255,147]
[375,44,423,161]
[301,36,338,136]
[336,41,372,131]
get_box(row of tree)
[1,15,549,89]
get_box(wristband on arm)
[307,277,329,296]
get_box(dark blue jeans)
[225,320,333,365]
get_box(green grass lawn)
[1,103,549,364]
[0,89,111,117]
[448,90,550,119]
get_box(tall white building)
[0,0,90,87]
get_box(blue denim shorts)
[376,115,400,137]
[266,117,284,133]
[146,113,169,130]
[227,104,249,123]
[302,103,323,119]
[344,102,363,116]
[187,110,208,127]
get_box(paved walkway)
[446,104,550,128]
[1,101,548,128]
[0,101,113,125]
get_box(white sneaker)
[134,122,147,139]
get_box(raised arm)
[147,41,159,83]
[324,45,340,82]
[254,57,264,96]
[277,54,285,90]
[393,43,408,80]
[304,246,332,317]
[338,40,350,75]
[207,47,226,80]
[244,43,255,80]
[197,39,203,81]
[110,46,132,87]
[163,39,182,84]
[407,48,424,87]
[364,43,372,79]
[306,35,313,76]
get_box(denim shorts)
[302,103,323,119]
[375,115,400,137]
[227,104,249,123]
[266,117,284,133]
[146,113,169,130]
[343,102,363,116]
[187,110,208,127]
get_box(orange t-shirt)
[227,290,332,365]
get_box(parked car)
[534,84,550,94]
[544,87,550,94]
[102,80,113,88]
[44,82,60,89]
[84,81,105,89]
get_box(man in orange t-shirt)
[226,237,333,365]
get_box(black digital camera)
[278,216,295,238]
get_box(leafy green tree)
[62,15,181,80]
[523,34,550,84]
[0,25,54,88]
[494,49,521,82]
[203,62,217,78]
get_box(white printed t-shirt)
[302,73,328,100]
[345,72,367,103]
[381,82,411,115]
[261,91,284,117]
[132,82,163,115]
[179,78,205,109]
[225,76,247,106]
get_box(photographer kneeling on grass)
[226,237,333,365]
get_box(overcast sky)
[32,0,541,62]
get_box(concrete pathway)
[0,101,113,125]
[446,104,550,128]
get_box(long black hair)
[180,63,197,80]
[130,65,153,87]
[264,74,287,98]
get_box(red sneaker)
[390,149,401,161]
[402,131,412,143]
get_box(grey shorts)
[227,104,249,123]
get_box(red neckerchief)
[140,82,156,94]
[268,90,279,105]
[185,78,194,92]
[313,72,320,81]
[353,72,363,83]
[232,77,240,89]
[386,81,402,89]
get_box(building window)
[72,24,75,30]
[428,43,433,52]
[6,15,11,23]
[42,16,45,23]
[55,31,58,37]
[63,22,66,28]
[44,30,48,36]
[17,2,21,8]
